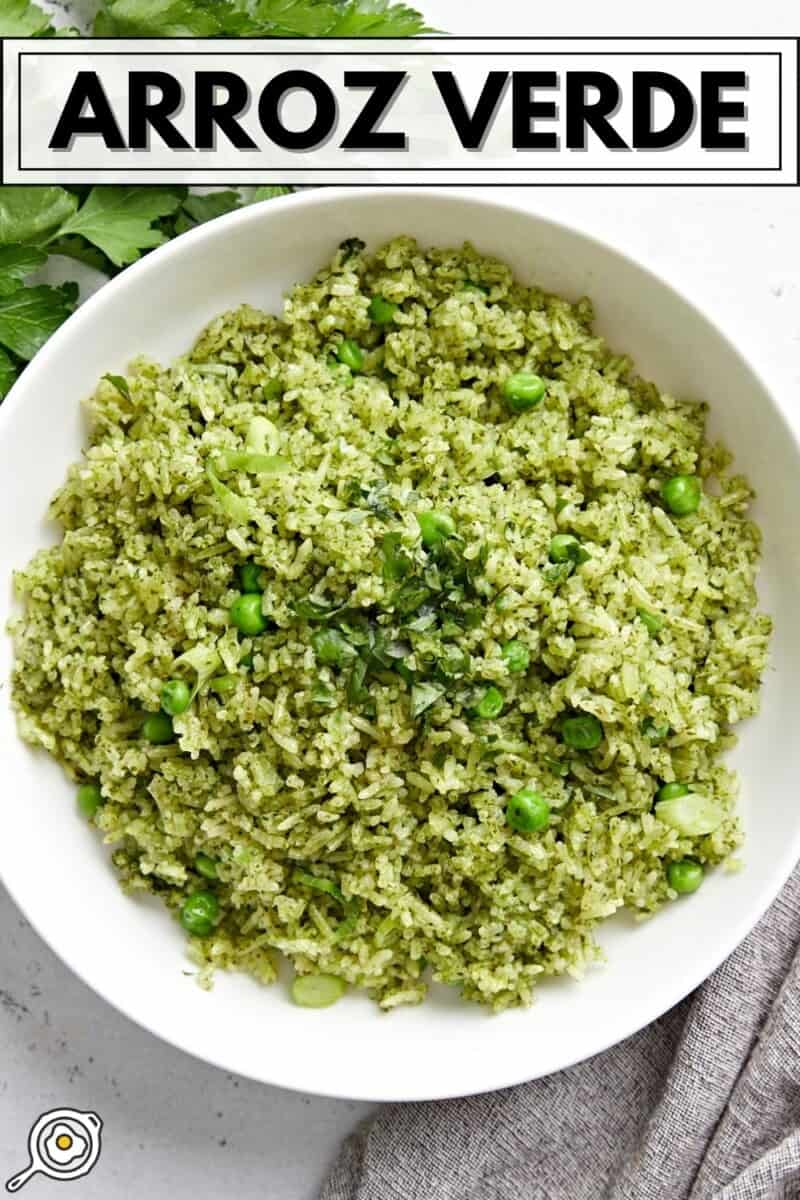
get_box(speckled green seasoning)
[9,236,771,1013]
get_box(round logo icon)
[5,1108,103,1192]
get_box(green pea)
[230,593,267,636]
[368,296,397,325]
[666,858,704,895]
[336,339,364,372]
[77,783,102,819]
[501,640,530,673]
[506,788,550,834]
[142,711,174,744]
[417,510,456,547]
[661,474,702,516]
[238,562,263,594]
[549,534,585,564]
[638,608,664,637]
[160,679,191,716]
[180,891,219,936]
[311,628,357,667]
[561,713,603,751]
[656,780,690,803]
[503,372,546,412]
[475,686,504,719]
[195,853,218,881]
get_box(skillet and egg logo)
[5,1108,103,1192]
[43,1121,90,1166]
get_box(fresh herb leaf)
[47,235,113,274]
[0,187,77,246]
[410,681,445,718]
[57,186,187,267]
[93,0,430,37]
[0,245,48,295]
[171,190,243,236]
[543,755,570,777]
[310,681,338,707]
[543,562,573,585]
[0,0,54,33]
[311,627,357,667]
[103,373,131,400]
[0,283,77,361]
[253,185,294,201]
[381,531,411,581]
[346,657,370,706]
[391,580,432,616]
[640,717,671,743]
[291,595,347,622]
[0,347,19,399]
[334,898,361,941]
[93,0,233,36]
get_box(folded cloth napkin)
[321,864,800,1200]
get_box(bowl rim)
[2,185,799,1102]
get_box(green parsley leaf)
[0,245,48,296]
[173,190,243,235]
[0,283,77,361]
[57,186,187,267]
[0,347,19,399]
[0,187,77,246]
[47,235,114,275]
[0,0,54,36]
[253,186,294,202]
[93,0,234,36]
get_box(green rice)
[10,236,772,1010]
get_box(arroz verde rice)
[11,236,772,1010]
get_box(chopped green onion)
[205,463,254,525]
[293,871,345,903]
[209,674,237,695]
[655,792,724,836]
[245,415,279,455]
[213,451,289,475]
[291,973,346,1008]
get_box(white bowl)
[1,188,798,1103]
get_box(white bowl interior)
[1,189,798,1102]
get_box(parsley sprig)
[0,184,292,398]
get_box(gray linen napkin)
[321,864,800,1200]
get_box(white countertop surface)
[3,1,799,1196]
